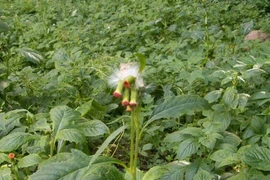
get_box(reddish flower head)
[8,153,15,159]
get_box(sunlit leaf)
[18,48,43,64]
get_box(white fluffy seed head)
[108,63,144,88]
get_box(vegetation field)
[0,0,270,179]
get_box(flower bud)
[8,153,15,159]
[113,80,124,98]
[121,88,130,106]
[129,86,138,107]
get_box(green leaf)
[88,125,127,168]
[0,21,9,32]
[56,129,85,143]
[0,153,9,164]
[199,135,216,150]
[218,154,239,168]
[163,131,191,143]
[204,89,223,103]
[0,132,33,152]
[29,149,124,180]
[227,172,247,180]
[50,105,80,138]
[210,149,233,163]
[135,53,146,73]
[177,138,200,160]
[149,95,210,122]
[18,48,43,64]
[185,159,212,180]
[18,154,43,168]
[78,120,109,137]
[76,99,106,118]
[193,169,212,180]
[222,131,242,147]
[142,166,166,180]
[242,145,270,171]
[179,127,204,137]
[142,161,189,180]
[0,167,12,180]
[160,162,188,180]
[250,116,266,134]
[222,87,237,106]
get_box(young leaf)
[204,89,223,103]
[177,138,200,160]
[0,132,33,152]
[18,154,43,168]
[76,99,106,118]
[135,53,146,73]
[222,87,237,106]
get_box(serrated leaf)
[199,135,216,150]
[50,105,80,138]
[29,149,124,180]
[150,95,210,122]
[56,129,85,143]
[218,154,239,168]
[18,154,43,168]
[193,169,212,180]
[185,159,212,180]
[241,145,270,171]
[177,138,200,160]
[210,149,233,163]
[204,89,223,103]
[0,132,33,152]
[160,162,187,180]
[222,131,242,147]
[18,48,43,64]
[79,120,109,137]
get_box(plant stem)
[129,106,141,180]
[133,107,141,180]
[129,110,135,171]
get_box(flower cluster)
[109,63,143,111]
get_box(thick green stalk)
[129,110,135,172]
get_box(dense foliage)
[0,0,270,179]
